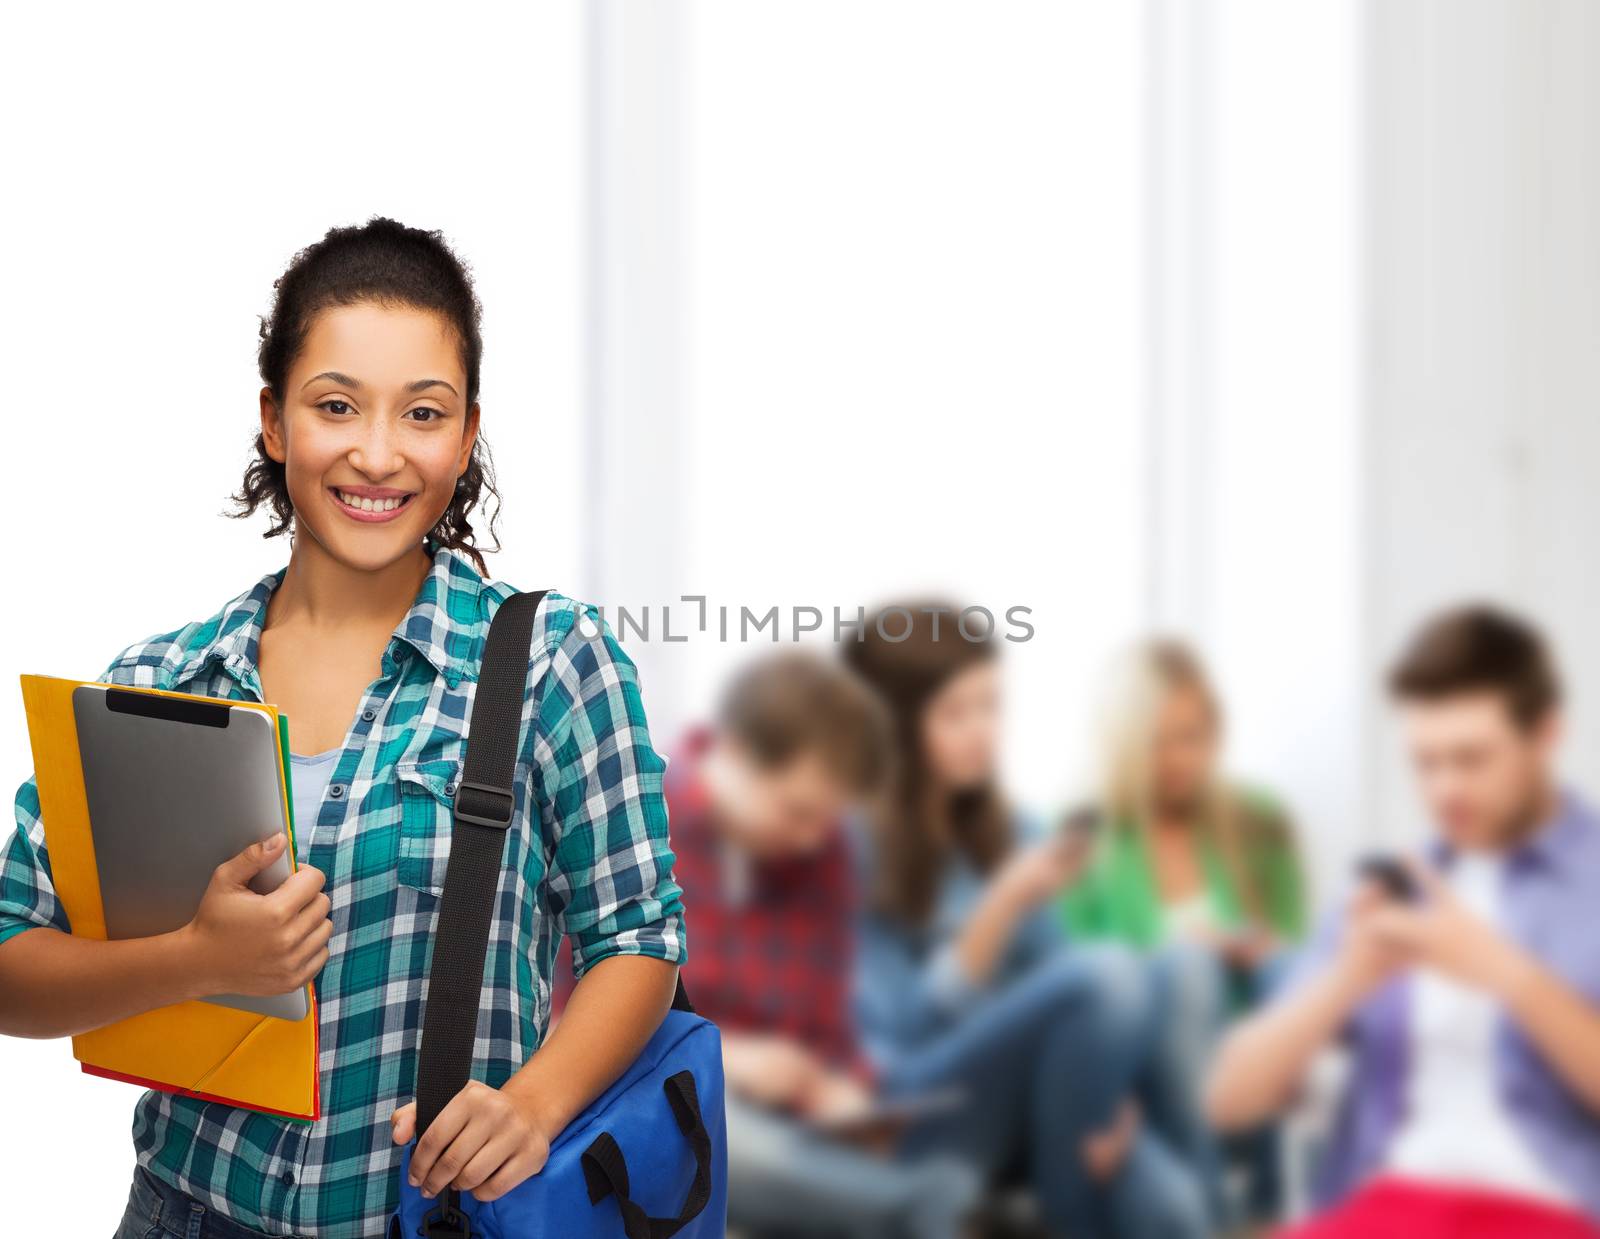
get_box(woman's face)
[1150,684,1219,814]
[919,660,1002,792]
[260,301,478,570]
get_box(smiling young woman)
[245,283,497,757]
[0,218,686,1239]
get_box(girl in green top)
[1060,637,1307,965]
[1058,637,1308,1225]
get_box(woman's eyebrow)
[303,370,362,391]
[299,372,458,397]
[406,378,459,396]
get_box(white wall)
[1364,0,1600,844]
[592,0,1151,811]
[1147,0,1363,900]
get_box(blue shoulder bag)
[390,590,727,1238]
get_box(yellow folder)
[17,674,320,1122]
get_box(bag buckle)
[453,779,515,830]
[420,1195,473,1239]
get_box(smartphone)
[1356,853,1419,903]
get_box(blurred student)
[843,603,1211,1239]
[662,652,981,1239]
[1061,637,1307,1220]
[1207,605,1600,1239]
[1061,637,1305,963]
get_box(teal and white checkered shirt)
[0,537,686,1237]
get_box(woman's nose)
[348,415,404,477]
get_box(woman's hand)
[390,956,679,1204]
[993,833,1088,911]
[956,833,1088,987]
[178,833,331,996]
[1208,924,1278,970]
[391,1081,554,1203]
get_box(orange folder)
[17,674,320,1121]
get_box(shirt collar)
[173,535,487,690]
[1510,785,1593,873]
[1427,783,1592,877]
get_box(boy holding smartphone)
[1206,604,1600,1239]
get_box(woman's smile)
[329,484,417,523]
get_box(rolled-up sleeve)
[1272,903,1343,1002]
[0,775,71,949]
[539,606,685,979]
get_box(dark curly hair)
[227,216,502,574]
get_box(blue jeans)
[879,944,1210,1239]
[723,1094,982,1238]
[1148,939,1293,1227]
[113,1164,304,1239]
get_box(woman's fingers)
[420,1118,494,1199]
[473,1143,550,1202]
[409,1093,475,1193]
[452,1128,522,1194]
[398,1083,545,1201]
[283,890,333,944]
[286,916,334,969]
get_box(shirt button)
[281,1171,294,1185]
[329,784,345,799]
[362,708,376,722]
[444,783,456,796]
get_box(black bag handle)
[410,589,695,1237]
[580,1070,713,1239]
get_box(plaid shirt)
[663,727,866,1077]
[0,537,685,1237]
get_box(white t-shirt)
[1384,851,1572,1205]
[1161,890,1221,942]
[289,746,340,867]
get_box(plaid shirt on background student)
[0,536,686,1238]
[553,723,876,1082]
[617,725,872,1080]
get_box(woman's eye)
[408,406,445,423]
[318,399,353,416]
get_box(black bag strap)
[414,588,549,1139]
[410,590,698,1238]
[581,1070,714,1239]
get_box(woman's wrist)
[501,1064,573,1147]
[166,922,221,1003]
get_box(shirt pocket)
[396,756,464,897]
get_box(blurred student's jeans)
[1149,939,1295,1228]
[879,944,1211,1239]
[725,1095,982,1239]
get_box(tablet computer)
[72,685,309,1021]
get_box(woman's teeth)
[336,490,408,512]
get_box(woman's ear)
[259,386,287,463]
[458,402,482,474]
